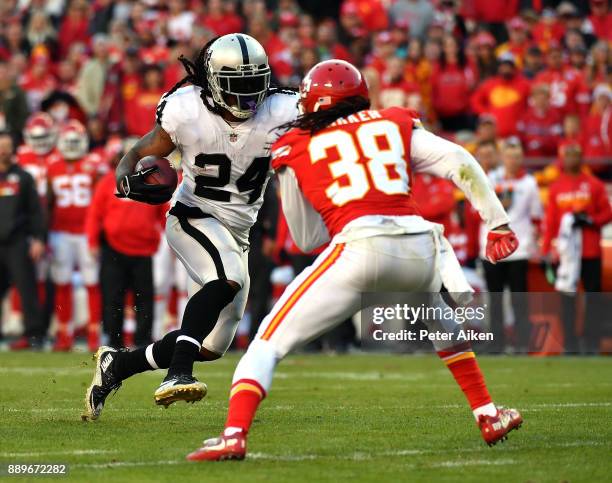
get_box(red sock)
[225,379,266,433]
[438,344,491,410]
[55,284,73,335]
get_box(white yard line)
[435,459,517,467]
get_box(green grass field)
[0,352,611,483]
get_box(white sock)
[472,402,497,420]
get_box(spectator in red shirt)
[19,54,56,112]
[57,0,91,58]
[1,19,29,58]
[471,52,531,137]
[559,113,586,150]
[534,43,590,117]
[586,0,612,41]
[583,83,612,158]
[412,173,456,234]
[587,41,610,86]
[124,65,165,138]
[367,31,398,78]
[517,83,563,156]
[86,155,168,347]
[379,57,418,108]
[496,17,530,68]
[200,0,243,37]
[316,20,352,63]
[340,0,389,32]
[543,142,612,353]
[56,59,78,95]
[470,0,519,25]
[431,34,476,132]
[522,45,544,79]
[463,139,500,263]
[163,43,189,92]
[568,45,588,75]
[470,31,498,82]
[532,9,565,50]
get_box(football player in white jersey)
[83,34,299,420]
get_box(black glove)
[572,211,593,228]
[116,166,172,205]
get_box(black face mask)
[216,68,271,115]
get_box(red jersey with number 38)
[271,107,420,237]
[47,153,108,233]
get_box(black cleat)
[82,346,122,421]
[154,374,207,408]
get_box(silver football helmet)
[206,34,271,119]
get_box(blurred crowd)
[0,0,611,354]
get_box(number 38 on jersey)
[308,120,409,206]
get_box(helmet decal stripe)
[236,34,250,64]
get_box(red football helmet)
[24,112,57,155]
[299,59,369,114]
[57,120,89,160]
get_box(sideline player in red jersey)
[47,120,107,351]
[187,60,523,461]
[18,112,58,198]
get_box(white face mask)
[50,103,69,123]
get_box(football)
[136,156,178,191]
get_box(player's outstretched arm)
[115,124,176,203]
[410,128,518,263]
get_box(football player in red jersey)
[18,112,58,198]
[188,60,523,461]
[9,112,58,350]
[47,120,107,351]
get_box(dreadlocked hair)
[161,36,221,115]
[277,96,371,135]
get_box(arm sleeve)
[23,172,45,240]
[410,128,509,231]
[277,167,330,253]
